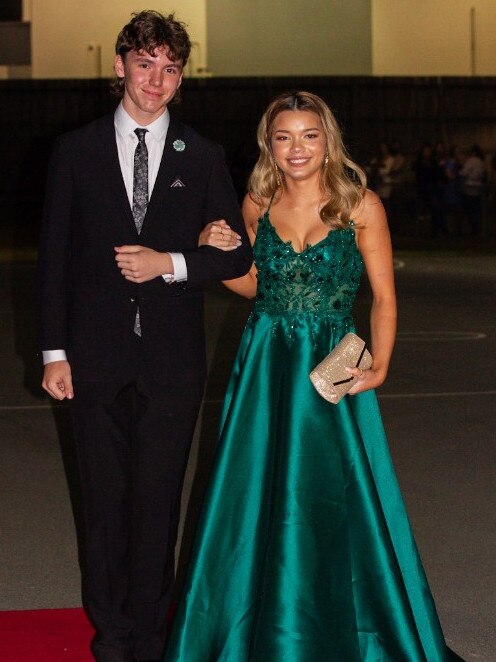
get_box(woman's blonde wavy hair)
[248,91,367,229]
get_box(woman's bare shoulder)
[352,189,386,228]
[242,193,269,228]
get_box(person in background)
[459,144,486,235]
[438,144,463,233]
[413,142,448,238]
[388,139,407,230]
[368,141,395,217]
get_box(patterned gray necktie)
[133,128,148,233]
[132,128,148,336]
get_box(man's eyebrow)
[134,54,181,67]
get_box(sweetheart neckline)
[261,211,351,256]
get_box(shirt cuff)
[43,349,67,364]
[162,252,187,283]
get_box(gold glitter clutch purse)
[310,333,373,404]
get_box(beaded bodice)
[253,212,363,319]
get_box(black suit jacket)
[38,112,252,387]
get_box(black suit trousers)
[70,339,203,661]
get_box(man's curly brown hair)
[110,10,191,98]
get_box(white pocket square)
[170,178,186,188]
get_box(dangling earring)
[273,161,282,187]
[324,151,329,167]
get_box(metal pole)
[87,43,102,78]
[470,7,476,76]
[96,44,102,78]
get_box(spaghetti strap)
[266,192,276,213]
[258,192,277,225]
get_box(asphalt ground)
[0,252,494,661]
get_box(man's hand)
[42,360,74,400]
[114,245,173,283]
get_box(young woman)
[164,92,462,661]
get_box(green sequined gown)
[164,213,457,661]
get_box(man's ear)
[114,54,125,78]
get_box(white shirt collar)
[114,102,170,142]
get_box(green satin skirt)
[164,313,456,661]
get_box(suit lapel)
[98,114,138,235]
[141,117,186,235]
[96,114,187,237]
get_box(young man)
[39,11,251,662]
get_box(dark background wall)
[0,0,22,22]
[1,75,495,229]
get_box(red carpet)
[0,608,94,661]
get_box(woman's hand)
[346,366,386,396]
[199,220,241,251]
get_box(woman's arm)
[198,194,260,299]
[348,190,397,394]
[221,195,259,298]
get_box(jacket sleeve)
[181,144,253,286]
[37,135,73,351]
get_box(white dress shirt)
[43,103,187,365]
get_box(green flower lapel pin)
[173,139,185,152]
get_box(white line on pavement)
[1,390,495,411]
